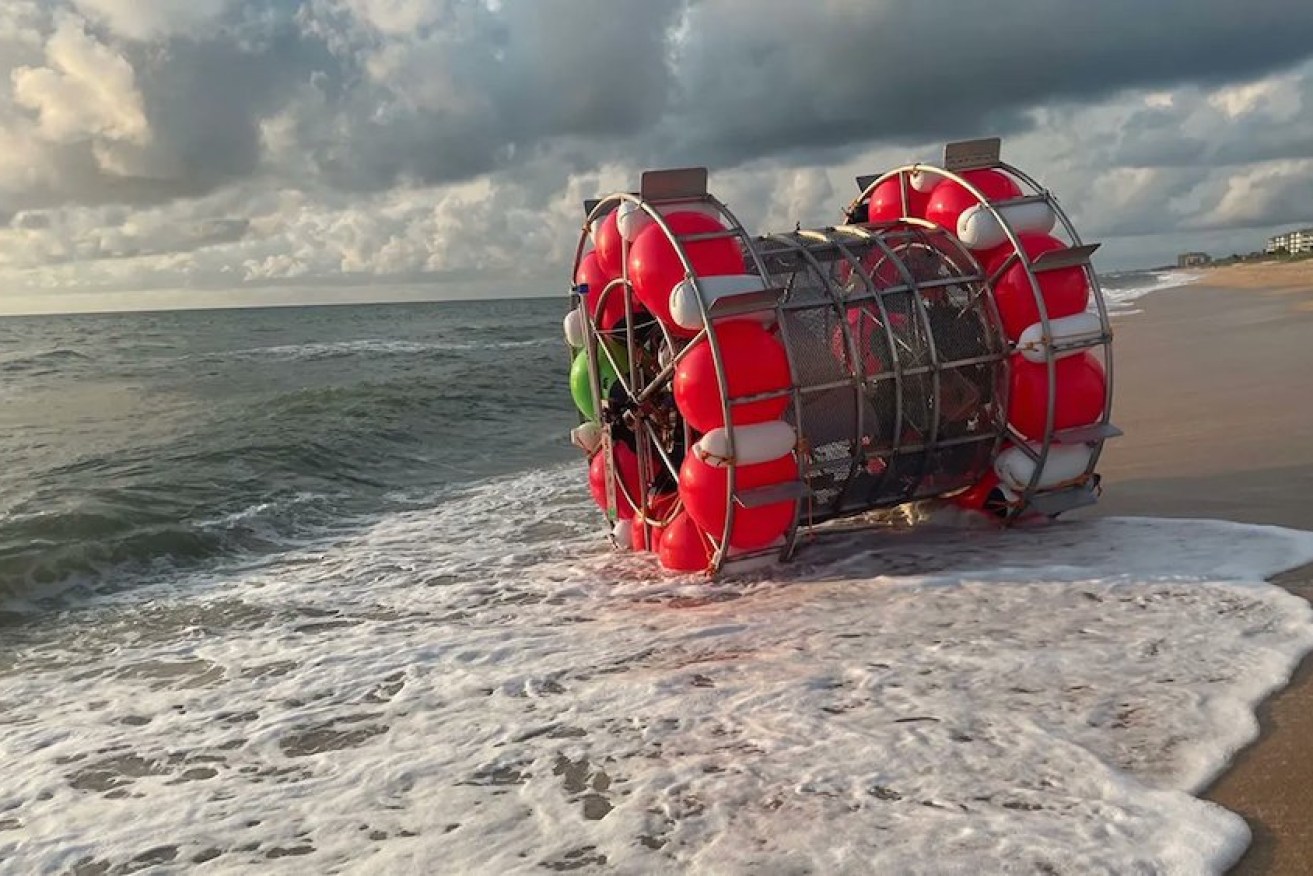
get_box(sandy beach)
[1087,259,1313,874]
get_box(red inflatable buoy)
[631,518,654,552]
[593,210,625,279]
[576,250,635,331]
[679,452,798,550]
[674,320,791,433]
[984,233,1090,341]
[658,511,714,572]
[952,470,1010,518]
[628,212,745,334]
[866,174,930,223]
[589,442,641,519]
[924,169,1022,236]
[632,492,678,552]
[1008,352,1106,440]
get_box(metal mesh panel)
[937,363,997,441]
[757,240,833,307]
[781,305,849,386]
[754,224,1007,522]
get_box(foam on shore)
[3,466,1313,874]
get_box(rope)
[692,445,734,467]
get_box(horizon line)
[0,262,1186,319]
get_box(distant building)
[1177,251,1211,268]
[1266,227,1313,255]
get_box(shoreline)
[1088,265,1313,874]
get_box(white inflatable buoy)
[694,421,797,467]
[563,309,585,348]
[658,342,674,368]
[570,421,603,455]
[617,200,721,243]
[1015,312,1104,364]
[956,199,1056,251]
[910,168,944,193]
[668,274,774,330]
[615,201,649,243]
[994,443,1094,492]
[612,518,634,551]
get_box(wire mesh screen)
[753,225,1008,522]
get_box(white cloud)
[339,0,447,35]
[1,1,1313,309]
[11,14,148,145]
[1191,159,1313,230]
[0,117,53,192]
[0,2,46,52]
[70,0,233,41]
[1207,74,1302,121]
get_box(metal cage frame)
[568,137,1119,575]
[849,137,1119,516]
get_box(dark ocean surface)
[0,298,574,611]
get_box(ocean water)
[1098,268,1200,313]
[0,299,571,612]
[2,278,1313,874]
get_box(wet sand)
[1083,273,1313,875]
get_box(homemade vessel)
[564,137,1118,574]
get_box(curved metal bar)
[862,230,945,499]
[618,194,765,573]
[916,227,1012,468]
[824,232,879,508]
[704,199,806,567]
[575,197,625,524]
[761,232,861,519]
[1006,162,1116,481]
[591,278,639,400]
[709,198,808,569]
[858,163,1062,516]
[617,209,649,531]
[843,220,1007,499]
[606,196,678,544]
[838,226,909,504]
[579,195,701,530]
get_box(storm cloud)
[2,0,1313,308]
[666,1,1313,162]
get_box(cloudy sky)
[2,0,1313,314]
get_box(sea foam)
[1098,269,1201,313]
[2,465,1312,874]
